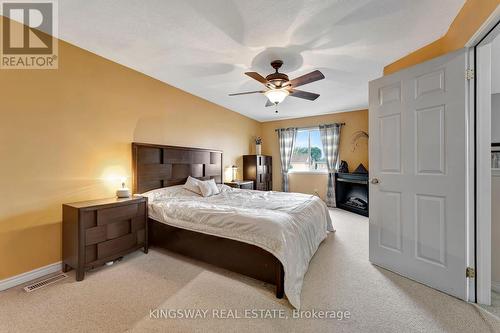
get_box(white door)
[369,49,469,300]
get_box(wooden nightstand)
[224,180,254,190]
[62,196,148,281]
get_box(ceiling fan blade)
[265,99,274,107]
[228,90,264,96]
[245,72,268,84]
[289,89,320,101]
[288,70,325,88]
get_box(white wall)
[492,34,500,288]
[493,34,500,94]
[492,175,500,285]
[492,94,500,143]
[491,34,500,141]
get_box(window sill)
[288,171,328,175]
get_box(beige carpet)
[1,209,499,332]
[480,290,500,320]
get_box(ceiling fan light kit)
[264,88,289,105]
[229,60,325,109]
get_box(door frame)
[467,5,500,305]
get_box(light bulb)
[264,89,289,104]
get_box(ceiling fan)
[229,60,325,107]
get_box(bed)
[132,142,333,308]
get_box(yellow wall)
[0,22,261,280]
[261,110,369,200]
[384,0,500,75]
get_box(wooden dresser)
[243,155,273,191]
[62,196,148,281]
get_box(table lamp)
[116,176,131,198]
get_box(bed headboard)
[132,142,223,194]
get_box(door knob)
[371,178,380,184]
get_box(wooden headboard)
[132,142,223,194]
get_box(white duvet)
[143,185,333,308]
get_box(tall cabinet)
[243,155,272,191]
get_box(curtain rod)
[275,123,345,132]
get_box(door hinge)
[466,267,475,278]
[465,69,475,80]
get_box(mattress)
[142,185,333,309]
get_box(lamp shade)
[264,89,289,104]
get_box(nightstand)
[62,196,148,281]
[224,180,254,190]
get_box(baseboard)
[0,262,62,292]
[491,281,500,294]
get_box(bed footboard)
[149,219,285,299]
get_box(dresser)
[243,155,272,191]
[224,180,254,190]
[62,196,148,281]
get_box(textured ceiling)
[56,0,465,121]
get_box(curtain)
[277,128,297,192]
[319,124,341,207]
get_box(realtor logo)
[1,1,58,69]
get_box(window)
[290,128,328,173]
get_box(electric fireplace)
[335,172,369,217]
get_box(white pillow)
[217,184,233,192]
[141,185,200,201]
[183,176,202,195]
[198,179,220,197]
